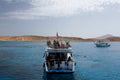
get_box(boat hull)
[46,70,74,74]
[44,61,75,74]
[96,44,110,47]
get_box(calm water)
[0,41,120,80]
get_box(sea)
[0,41,120,80]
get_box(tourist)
[56,40,60,48]
[61,42,65,48]
[47,40,51,47]
[66,41,71,48]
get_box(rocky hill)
[105,37,120,41]
[96,34,113,39]
[95,34,120,42]
[0,36,85,42]
[0,36,47,41]
[0,35,120,42]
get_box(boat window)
[47,52,67,61]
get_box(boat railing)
[46,47,72,53]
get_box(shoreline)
[0,36,120,42]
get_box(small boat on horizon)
[95,40,110,47]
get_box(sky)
[0,0,120,38]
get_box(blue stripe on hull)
[46,70,74,74]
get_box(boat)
[43,40,76,73]
[95,40,110,47]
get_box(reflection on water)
[44,73,75,80]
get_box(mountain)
[95,34,120,41]
[105,37,120,41]
[96,34,113,39]
[0,36,85,42]
[0,35,120,42]
[0,36,47,41]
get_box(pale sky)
[0,0,120,38]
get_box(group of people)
[46,53,73,70]
[47,40,71,48]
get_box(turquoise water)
[0,41,120,80]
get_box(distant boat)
[95,40,110,47]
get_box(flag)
[56,32,59,38]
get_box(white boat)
[43,41,76,73]
[95,40,110,47]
